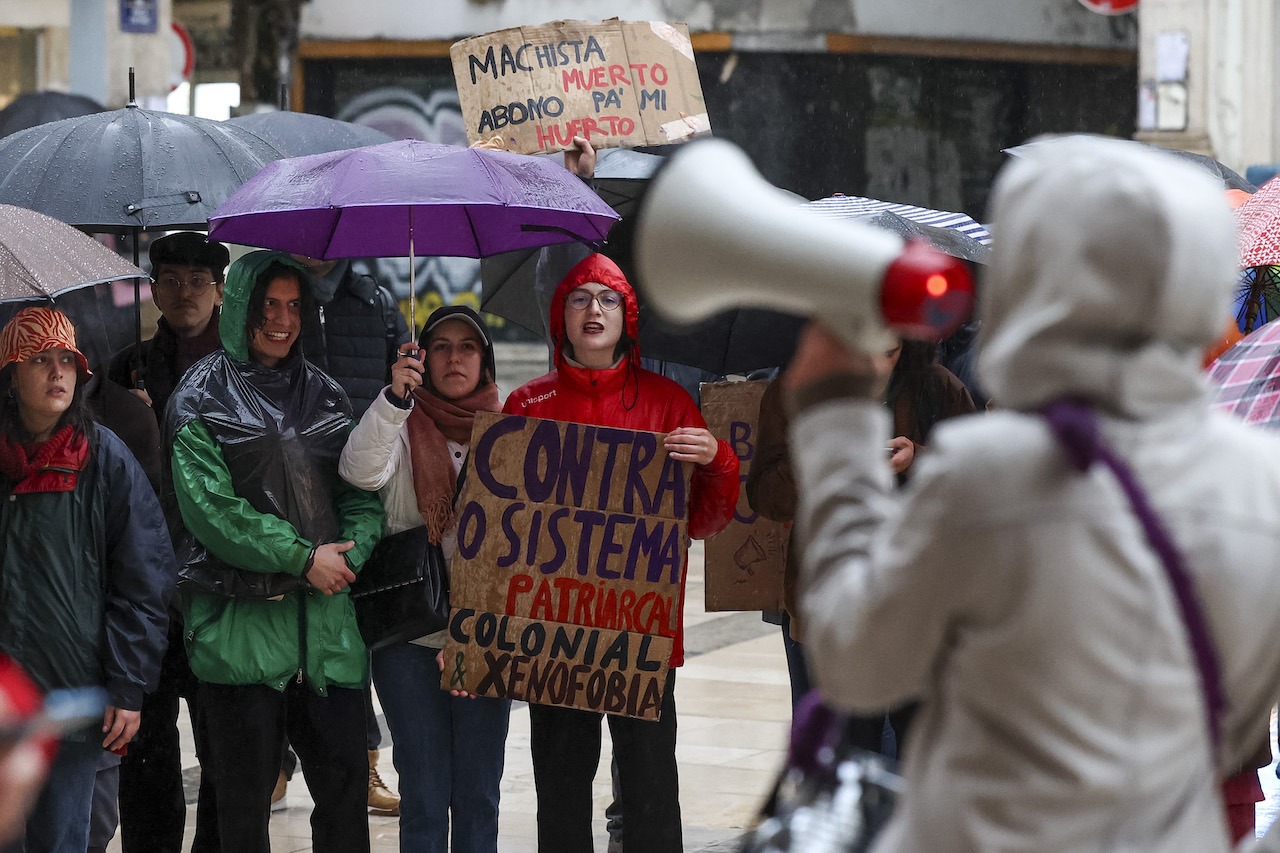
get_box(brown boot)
[368,749,400,816]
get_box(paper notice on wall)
[450,19,711,155]
[1156,30,1190,82]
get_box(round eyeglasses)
[153,273,216,294]
[566,289,623,312]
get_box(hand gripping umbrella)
[208,138,621,337]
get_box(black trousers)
[118,626,220,853]
[844,702,919,761]
[529,670,680,853]
[199,681,369,853]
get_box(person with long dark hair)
[165,252,384,853]
[0,307,173,853]
[881,338,977,481]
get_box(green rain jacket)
[165,251,384,693]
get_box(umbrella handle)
[408,209,416,341]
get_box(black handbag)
[350,525,451,650]
[741,693,902,853]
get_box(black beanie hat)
[418,305,497,386]
[149,232,231,281]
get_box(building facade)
[1136,0,1279,175]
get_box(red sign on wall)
[1078,0,1139,13]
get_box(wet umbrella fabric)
[1235,177,1280,269]
[0,204,146,303]
[0,91,105,139]
[1208,319,1280,427]
[225,111,394,158]
[807,194,993,246]
[0,104,287,231]
[207,139,620,259]
[1005,136,1258,194]
[479,147,664,334]
[830,211,989,264]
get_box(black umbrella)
[0,75,289,386]
[0,91,105,139]
[226,111,395,158]
[479,148,663,336]
[0,103,286,231]
[592,148,663,217]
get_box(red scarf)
[406,383,501,543]
[0,425,89,494]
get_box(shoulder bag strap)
[1042,400,1224,757]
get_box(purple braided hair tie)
[1041,399,1224,755]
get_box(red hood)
[549,254,642,371]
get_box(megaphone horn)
[634,139,975,350]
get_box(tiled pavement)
[108,540,793,852]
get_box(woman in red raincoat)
[503,253,738,853]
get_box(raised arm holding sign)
[451,19,712,155]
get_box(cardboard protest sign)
[701,381,788,612]
[450,19,711,155]
[441,411,686,720]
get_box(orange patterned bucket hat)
[0,307,92,378]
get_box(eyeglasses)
[566,289,623,312]
[152,273,216,294]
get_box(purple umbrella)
[208,139,620,333]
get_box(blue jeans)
[372,643,511,853]
[20,737,101,853]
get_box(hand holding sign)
[564,136,597,179]
[663,427,718,466]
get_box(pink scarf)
[406,383,500,543]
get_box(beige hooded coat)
[792,136,1280,852]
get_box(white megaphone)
[634,138,975,350]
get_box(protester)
[502,253,739,852]
[781,136,1280,851]
[108,231,229,414]
[0,307,174,853]
[294,255,410,417]
[165,252,384,853]
[747,337,974,734]
[106,230,228,853]
[340,304,509,853]
[293,253,409,815]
